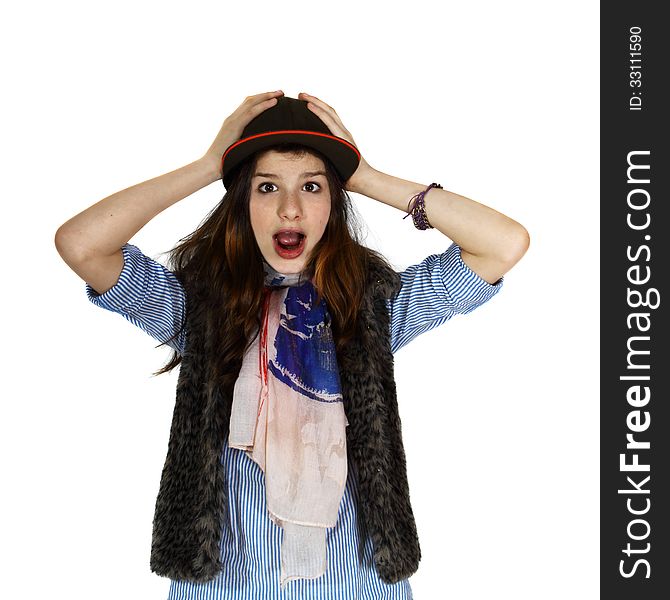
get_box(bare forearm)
[349,165,529,283]
[56,155,221,260]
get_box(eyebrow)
[253,170,327,179]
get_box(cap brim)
[221,130,360,189]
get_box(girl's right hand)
[202,90,284,179]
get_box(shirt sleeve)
[85,243,186,355]
[388,242,503,354]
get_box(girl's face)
[249,150,332,274]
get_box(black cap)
[220,96,361,189]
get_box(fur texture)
[149,256,421,584]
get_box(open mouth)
[273,231,306,258]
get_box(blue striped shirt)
[86,242,502,599]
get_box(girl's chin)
[263,255,308,275]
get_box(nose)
[276,191,303,221]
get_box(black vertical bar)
[601,3,669,597]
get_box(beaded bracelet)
[402,183,443,230]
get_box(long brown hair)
[152,143,388,395]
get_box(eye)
[258,182,277,193]
[303,181,321,192]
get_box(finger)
[304,100,355,145]
[304,99,336,129]
[247,95,281,117]
[299,92,341,122]
[245,90,284,104]
[237,90,283,113]
[232,91,283,121]
[300,93,353,137]
[299,92,333,112]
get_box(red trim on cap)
[220,130,361,170]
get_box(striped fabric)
[85,242,502,599]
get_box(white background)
[2,1,599,598]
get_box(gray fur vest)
[149,257,421,584]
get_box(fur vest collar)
[149,257,421,584]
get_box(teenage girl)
[55,90,529,600]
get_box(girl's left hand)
[298,92,373,191]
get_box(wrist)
[198,152,224,184]
[346,160,379,195]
